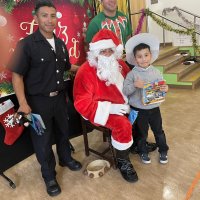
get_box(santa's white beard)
[96,54,121,85]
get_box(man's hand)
[109,104,130,115]
[18,101,32,115]
[13,102,31,124]
[15,112,31,127]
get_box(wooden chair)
[81,118,117,168]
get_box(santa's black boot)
[116,149,138,183]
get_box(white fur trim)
[111,136,133,150]
[116,44,123,54]
[115,73,128,104]
[114,44,124,59]
[94,101,111,126]
[0,99,14,115]
[89,39,116,51]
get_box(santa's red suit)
[74,59,133,150]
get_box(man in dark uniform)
[9,1,82,197]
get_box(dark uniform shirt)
[9,29,71,96]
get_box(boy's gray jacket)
[123,65,164,110]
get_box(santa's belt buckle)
[49,91,59,97]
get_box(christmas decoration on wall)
[134,9,145,35]
[69,0,85,6]
[0,0,31,13]
[0,6,16,98]
[146,9,193,35]
[162,6,200,31]
[0,99,24,145]
[0,1,92,98]
[1,0,93,13]
[144,9,200,56]
[0,81,14,98]
[69,0,93,7]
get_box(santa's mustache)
[96,55,120,85]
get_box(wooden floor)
[1,88,200,200]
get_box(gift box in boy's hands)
[142,80,166,105]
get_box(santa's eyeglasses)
[99,48,114,55]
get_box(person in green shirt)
[85,0,132,47]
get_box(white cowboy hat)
[125,33,160,66]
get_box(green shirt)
[86,11,132,47]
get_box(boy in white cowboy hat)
[123,33,169,164]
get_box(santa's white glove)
[109,104,130,115]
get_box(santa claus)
[73,29,138,183]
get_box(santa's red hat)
[89,29,124,56]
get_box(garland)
[0,0,93,13]
[145,9,193,35]
[145,9,200,56]
[191,32,200,56]
[69,0,93,7]
[134,9,145,35]
[162,6,200,31]
[0,81,14,97]
[0,0,31,13]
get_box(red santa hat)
[89,29,124,56]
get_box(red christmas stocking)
[0,99,24,145]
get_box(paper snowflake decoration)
[3,114,15,128]
[7,34,14,43]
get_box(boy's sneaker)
[159,152,168,164]
[140,153,151,164]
